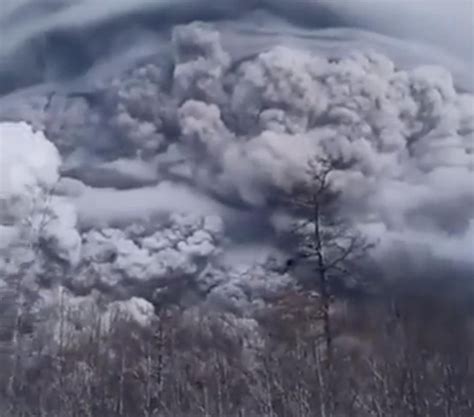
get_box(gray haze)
[0,0,473,319]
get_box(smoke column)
[0,0,473,321]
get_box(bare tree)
[286,157,373,359]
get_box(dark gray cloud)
[1,0,472,96]
[0,2,473,324]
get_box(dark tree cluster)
[1,282,473,417]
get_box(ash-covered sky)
[0,0,473,95]
[0,0,473,317]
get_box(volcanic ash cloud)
[0,23,473,330]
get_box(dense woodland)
[1,279,473,417]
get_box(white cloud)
[74,181,225,227]
[0,122,80,266]
[0,122,60,201]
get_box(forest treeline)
[1,278,473,417]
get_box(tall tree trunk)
[313,200,332,361]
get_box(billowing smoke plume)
[0,3,473,330]
[0,122,80,265]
